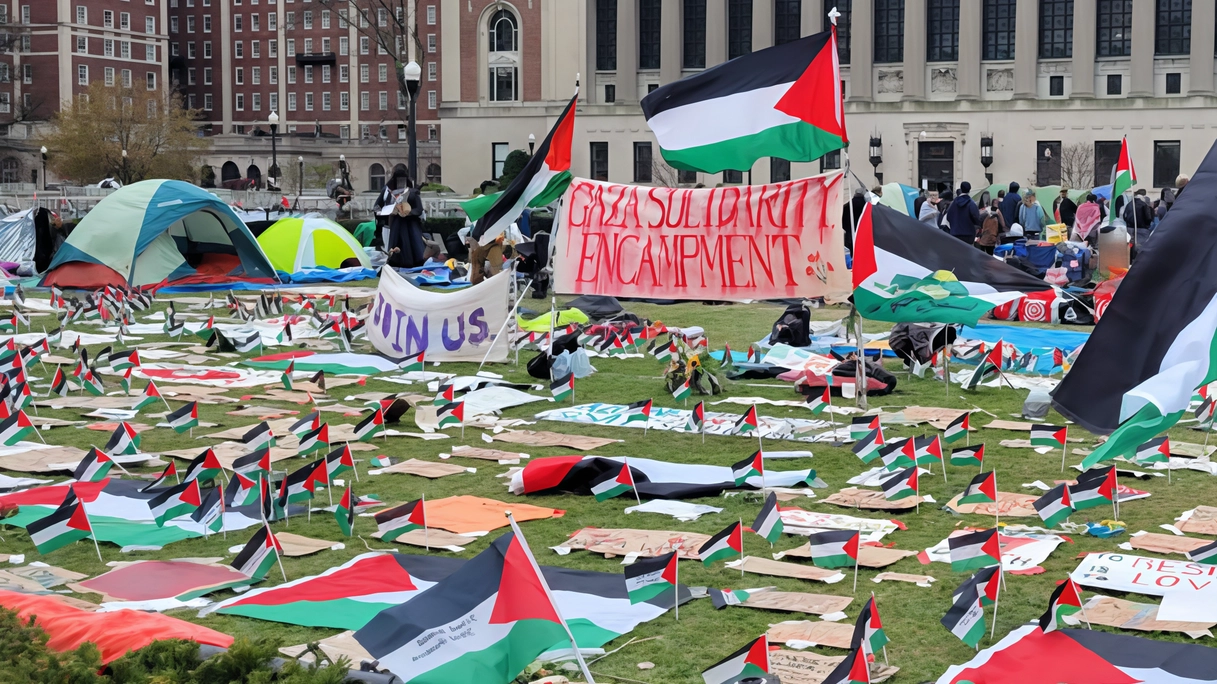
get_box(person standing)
[918,192,941,228]
[841,188,867,254]
[945,182,982,243]
[1072,194,1102,247]
[1056,188,1077,228]
[977,200,1007,254]
[999,181,1022,229]
[386,176,427,269]
[1017,191,1045,239]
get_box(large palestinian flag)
[701,635,770,684]
[469,92,576,244]
[852,202,1049,325]
[1057,141,1217,467]
[1111,135,1137,214]
[240,351,402,376]
[640,29,846,173]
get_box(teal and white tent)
[42,180,276,289]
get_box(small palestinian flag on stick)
[148,479,202,526]
[624,551,678,618]
[436,402,464,437]
[82,370,105,397]
[821,647,871,684]
[550,373,574,402]
[103,421,140,455]
[243,422,277,451]
[948,528,1001,572]
[134,380,168,411]
[950,444,985,469]
[958,471,997,505]
[735,405,759,435]
[752,491,784,544]
[1136,436,1173,483]
[699,521,743,568]
[434,383,454,406]
[119,368,132,395]
[1034,482,1073,528]
[142,460,179,491]
[1185,538,1217,565]
[1040,578,1087,633]
[807,529,861,590]
[375,498,427,542]
[732,451,766,487]
[182,448,223,484]
[1071,465,1117,513]
[653,340,678,362]
[232,524,286,582]
[851,416,880,441]
[335,486,356,536]
[672,379,691,403]
[941,590,987,650]
[72,447,113,483]
[1030,423,1069,471]
[232,448,271,480]
[591,460,638,503]
[49,366,69,397]
[166,402,199,434]
[851,596,890,656]
[881,465,919,502]
[944,412,970,445]
[280,361,294,391]
[27,490,96,558]
[623,399,653,431]
[354,408,385,442]
[852,427,885,463]
[297,423,330,456]
[687,401,705,442]
[808,385,831,418]
[701,635,770,684]
[399,351,425,372]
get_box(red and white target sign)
[1018,290,1059,323]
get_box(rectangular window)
[235,67,244,84]
[360,91,369,110]
[634,142,653,183]
[236,93,244,110]
[775,0,801,45]
[378,63,387,82]
[1166,71,1181,93]
[303,10,312,28]
[873,0,904,63]
[597,0,616,70]
[120,11,129,29]
[287,38,294,54]
[493,142,510,177]
[340,36,348,55]
[683,0,706,68]
[427,34,436,52]
[269,92,277,111]
[188,94,196,109]
[379,91,387,109]
[820,149,841,171]
[204,41,212,57]
[304,64,312,82]
[121,41,131,59]
[427,4,436,24]
[122,69,131,87]
[253,92,261,110]
[204,67,212,84]
[360,36,369,54]
[305,92,313,110]
[1037,141,1062,185]
[77,36,87,53]
[252,40,260,57]
[590,142,609,180]
[104,10,114,28]
[321,37,329,52]
[204,93,212,110]
[1154,140,1181,188]
[203,15,210,32]
[927,0,959,62]
[678,168,698,183]
[1107,73,1122,94]
[146,72,156,90]
[490,67,518,100]
[268,39,276,56]
[728,0,752,61]
[146,44,156,60]
[770,157,791,182]
[321,64,330,82]
[146,16,155,33]
[234,14,242,31]
[321,9,330,28]
[639,0,661,69]
[1155,0,1191,55]
[286,11,294,26]
[22,64,30,83]
[252,66,261,84]
[19,4,28,23]
[360,64,368,82]
[287,92,296,110]
[0,93,9,115]
[426,90,436,109]
[983,0,1016,60]
[1050,74,1064,95]
[187,67,196,85]
[104,67,115,86]
[1039,0,1073,58]
[377,7,387,26]
[77,6,87,24]
[339,64,348,82]
[304,37,312,53]
[269,66,277,83]
[104,39,114,57]
[428,61,437,80]
[604,84,616,102]
[188,41,196,58]
[723,169,743,183]
[251,14,259,30]
[1097,0,1132,57]
[321,92,329,110]
[1094,140,1121,186]
[235,41,243,58]
[340,92,349,109]
[268,12,276,29]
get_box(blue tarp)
[962,323,1090,351]
[158,267,379,292]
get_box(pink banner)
[554,174,849,301]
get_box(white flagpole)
[423,492,429,551]
[673,551,680,622]
[852,532,859,593]
[739,517,745,578]
[80,498,104,563]
[872,591,889,665]
[990,564,1003,638]
[269,523,289,582]
[625,456,641,506]
[1076,582,1093,629]
[994,469,1000,530]
[506,511,596,684]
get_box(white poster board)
[367,268,511,362]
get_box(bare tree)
[651,160,682,188]
[1060,142,1094,190]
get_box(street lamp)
[268,111,281,190]
[528,133,536,156]
[297,156,304,196]
[980,135,994,184]
[39,146,46,192]
[868,136,883,185]
[402,61,422,183]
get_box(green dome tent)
[257,215,372,273]
[41,180,275,289]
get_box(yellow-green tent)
[257,215,372,272]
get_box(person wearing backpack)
[977,200,1006,254]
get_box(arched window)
[246,164,262,181]
[1,158,19,184]
[425,163,441,184]
[393,163,408,178]
[488,10,517,52]
[220,161,241,182]
[487,9,519,102]
[369,163,386,192]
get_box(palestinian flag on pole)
[591,462,636,502]
[958,471,997,505]
[232,525,282,581]
[686,401,704,432]
[0,410,34,445]
[335,487,356,536]
[82,370,105,396]
[49,366,69,396]
[914,434,943,466]
[1034,483,1074,528]
[281,361,294,391]
[641,27,845,173]
[735,405,759,434]
[243,422,277,451]
[233,448,271,480]
[1056,144,1217,468]
[141,460,179,491]
[353,532,583,683]
[325,445,356,479]
[182,448,223,484]
[375,499,426,541]
[195,315,215,340]
[852,202,1048,325]
[963,342,1006,390]
[752,491,784,543]
[821,647,871,684]
[852,427,885,463]
[1185,538,1217,564]
[1039,578,1084,633]
[354,408,385,441]
[950,444,985,467]
[27,490,92,555]
[701,635,771,684]
[166,402,199,433]
[1030,424,1067,448]
[228,472,262,507]
[699,522,743,567]
[73,448,113,483]
[1135,436,1171,465]
[881,465,918,501]
[103,422,140,455]
[653,340,678,362]
[942,591,987,649]
[297,423,330,455]
[119,368,132,395]
[851,416,881,441]
[436,402,464,429]
[435,383,454,406]
[851,596,890,655]
[134,380,162,410]
[879,438,916,471]
[399,351,425,372]
[944,412,970,444]
[624,551,677,605]
[148,479,203,526]
[672,379,692,402]
[1110,136,1137,220]
[550,373,574,401]
[731,451,765,486]
[1071,466,1116,511]
[623,399,652,425]
[808,386,830,415]
[191,486,224,534]
[469,92,577,243]
[805,529,859,569]
[108,349,139,371]
[289,411,321,438]
[953,565,1001,608]
[948,528,1001,572]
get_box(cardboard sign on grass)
[557,527,710,560]
[946,491,1039,517]
[716,590,852,616]
[766,620,855,649]
[778,543,914,568]
[823,487,920,511]
[724,556,846,583]
[769,650,898,684]
[1077,595,1214,638]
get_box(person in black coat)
[999,181,1022,229]
[841,188,866,254]
[1056,189,1077,228]
[385,176,427,269]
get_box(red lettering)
[575,233,603,284]
[718,187,741,227]
[604,186,629,228]
[1157,560,1177,573]
[614,234,641,285]
[749,235,775,286]
[699,236,724,288]
[646,188,666,230]
[1131,572,1149,585]
[675,235,700,288]
[1157,575,1181,588]
[1132,557,1155,570]
[771,235,801,287]
[725,236,747,288]
[1189,580,1212,590]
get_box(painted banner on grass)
[553,175,849,301]
[368,267,511,362]
[535,403,836,443]
[1071,552,1217,596]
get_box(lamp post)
[528,133,536,156]
[402,61,421,182]
[121,148,128,185]
[868,136,883,185]
[981,135,994,184]
[39,146,46,192]
[268,111,281,191]
[297,156,304,196]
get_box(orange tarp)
[421,495,564,535]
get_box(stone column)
[956,0,981,99]
[802,0,822,36]
[616,0,638,102]
[707,0,727,67]
[1071,0,1096,97]
[849,0,873,101]
[1013,0,1038,98]
[1189,0,1215,94]
[660,0,682,83]
[1129,0,1153,96]
[902,0,925,100]
[753,0,773,51]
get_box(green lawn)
[1,294,1202,684]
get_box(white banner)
[1071,551,1217,596]
[368,268,511,362]
[924,531,1064,572]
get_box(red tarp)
[0,590,233,663]
[73,560,253,602]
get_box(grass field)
[1,293,1205,684]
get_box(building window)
[322,65,330,83]
[320,92,328,110]
[122,69,132,87]
[252,40,261,58]
[1166,71,1181,94]
[1106,73,1121,94]
[639,0,661,69]
[269,12,276,29]
[873,0,904,63]
[428,90,436,108]
[831,0,852,63]
[634,142,653,183]
[254,93,263,111]
[104,39,114,57]
[1153,140,1181,188]
[1,158,18,183]
[771,1,800,45]
[490,67,518,101]
[590,142,609,180]
[683,0,706,68]
[1039,0,1073,58]
[146,16,155,33]
[378,63,387,82]
[360,91,369,110]
[104,10,114,28]
[305,93,313,110]
[770,157,791,182]
[1049,74,1064,95]
[596,0,616,71]
[820,149,841,171]
[427,34,436,52]
[252,14,260,30]
[235,67,244,84]
[339,65,348,82]
[287,92,296,111]
[77,37,87,53]
[490,9,518,52]
[120,12,129,30]
[428,61,437,80]
[303,10,312,28]
[77,6,87,24]
[235,93,244,110]
[204,67,212,84]
[204,41,211,57]
[379,91,388,110]
[1155,0,1190,56]
[304,65,313,83]
[78,65,88,85]
[927,0,959,61]
[204,93,212,110]
[104,67,115,86]
[1097,0,1133,57]
[253,66,262,84]
[492,142,509,177]
[187,67,196,85]
[604,84,616,102]
[235,41,243,58]
[321,9,330,28]
[340,92,349,110]
[203,15,211,32]
[427,5,436,24]
[728,0,752,60]
[359,64,368,82]
[234,14,242,31]
[1094,140,1122,186]
[723,169,743,183]
[1036,141,1062,185]
[188,42,196,58]
[22,64,30,84]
